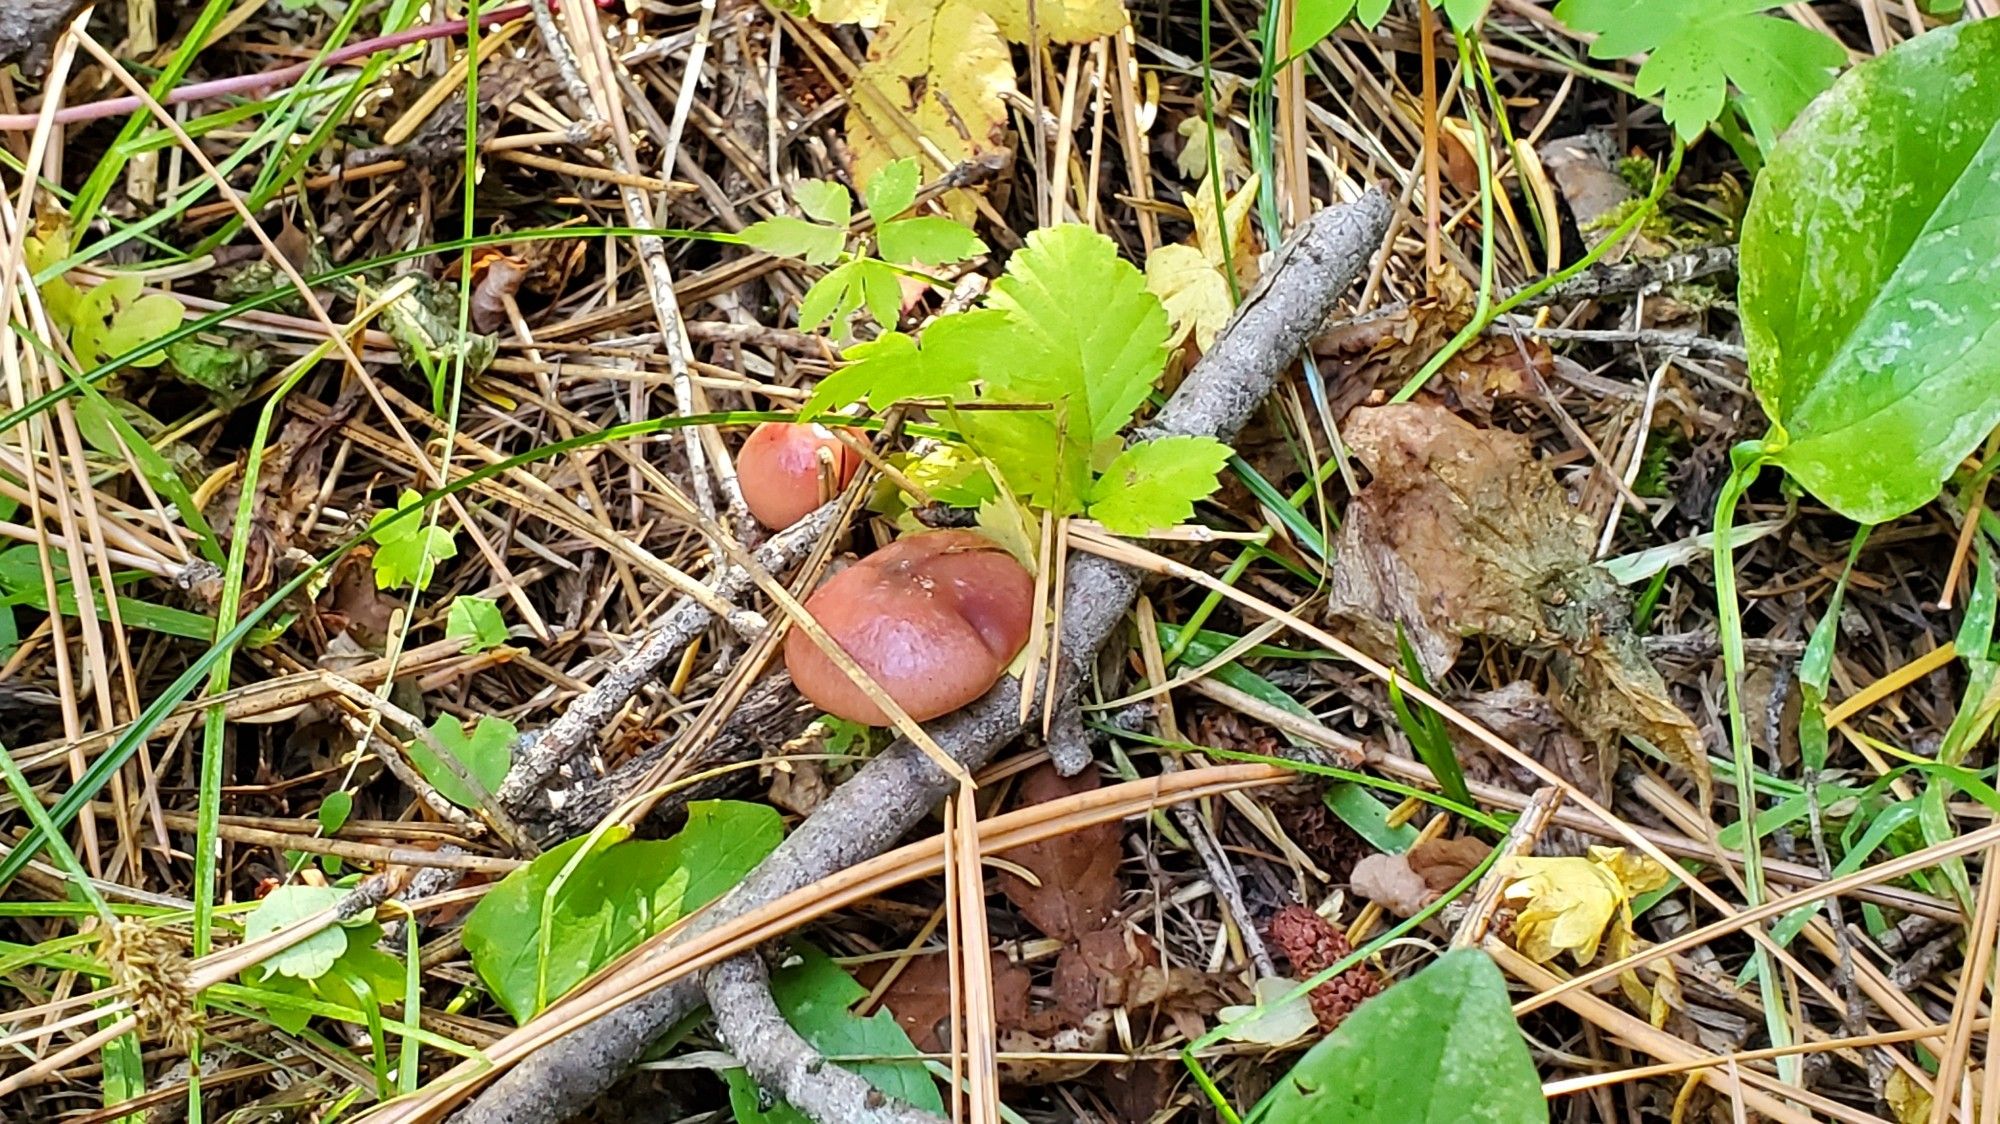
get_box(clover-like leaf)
[243,885,351,981]
[368,489,457,590]
[412,713,514,810]
[446,595,509,653]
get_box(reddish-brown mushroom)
[785,530,1037,725]
[737,422,864,530]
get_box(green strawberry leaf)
[793,180,853,226]
[1553,0,1843,145]
[1740,18,2000,523]
[1085,435,1231,535]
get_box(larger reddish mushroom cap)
[737,422,864,530]
[785,530,1037,725]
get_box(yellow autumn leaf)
[1187,172,1260,277]
[815,0,1129,219]
[982,0,1126,43]
[1146,244,1229,350]
[1144,173,1258,350]
[1501,846,1669,966]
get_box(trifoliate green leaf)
[1553,0,1843,145]
[412,713,514,810]
[446,595,509,653]
[740,216,846,266]
[793,180,854,226]
[877,216,985,266]
[1086,436,1230,535]
[368,490,457,590]
[863,157,921,220]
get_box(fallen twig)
[446,189,1389,1124]
[495,503,840,811]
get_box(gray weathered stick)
[450,190,1390,1124]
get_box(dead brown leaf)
[994,763,1122,942]
[1327,403,1709,804]
[1350,852,1432,917]
[1455,683,1610,853]
[872,949,1029,1054]
[1407,835,1491,894]
[1308,269,1548,422]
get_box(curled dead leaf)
[1326,403,1710,805]
[1349,852,1432,917]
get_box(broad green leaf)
[724,944,944,1123]
[981,224,1171,446]
[739,216,845,266]
[862,157,920,220]
[1740,19,2000,523]
[446,595,509,653]
[1085,435,1230,535]
[102,294,186,367]
[462,827,690,1022]
[317,791,353,835]
[243,885,352,981]
[1247,948,1546,1124]
[1553,0,1843,145]
[1288,0,1392,55]
[793,180,853,227]
[412,714,514,810]
[369,490,457,590]
[656,799,786,910]
[876,216,985,266]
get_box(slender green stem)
[1391,140,1687,404]
[1713,446,1796,1078]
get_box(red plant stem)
[0,0,618,132]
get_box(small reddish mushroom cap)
[737,422,864,530]
[785,530,1037,725]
